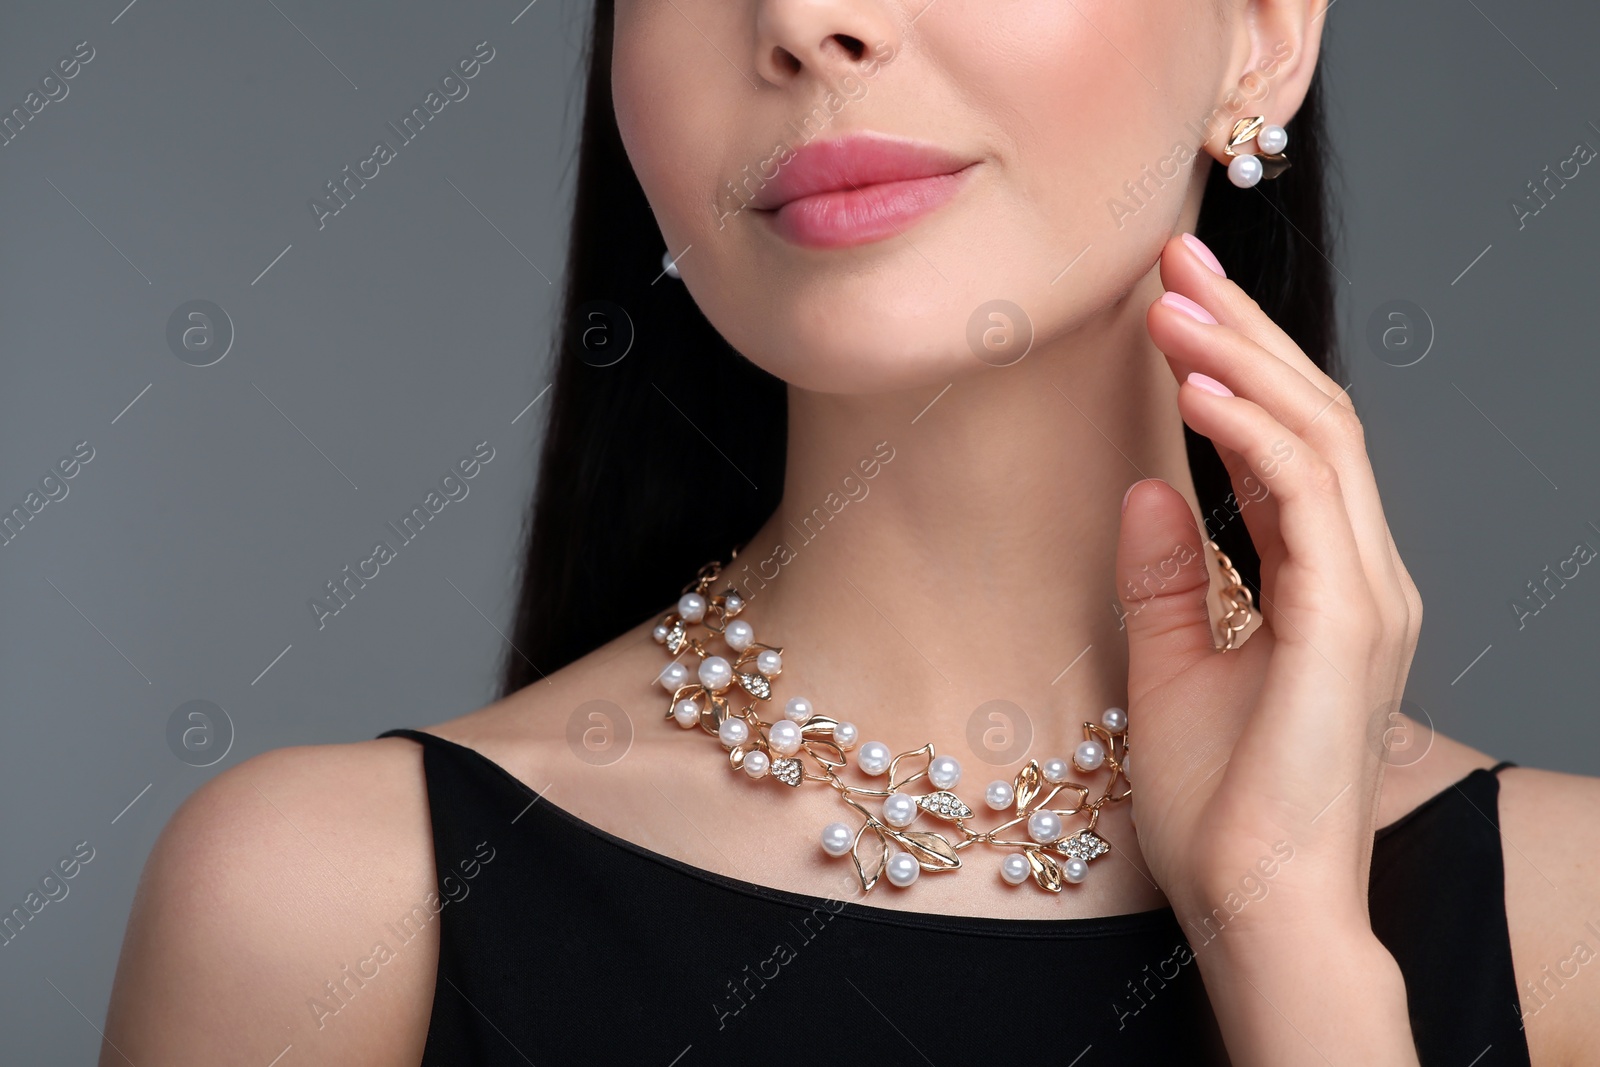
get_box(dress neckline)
[383,727,1504,938]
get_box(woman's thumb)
[1115,478,1218,699]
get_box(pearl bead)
[1227,153,1263,188]
[885,851,920,887]
[652,623,669,643]
[725,619,755,652]
[985,780,1014,810]
[858,741,891,776]
[724,593,744,614]
[1075,739,1106,772]
[672,699,700,728]
[718,718,750,748]
[1000,853,1031,886]
[768,719,803,756]
[743,750,770,779]
[1256,123,1288,156]
[677,592,706,622]
[821,822,853,857]
[1101,706,1127,733]
[1027,810,1063,844]
[882,792,918,828]
[1042,757,1071,784]
[1123,751,1132,780]
[657,662,690,692]
[783,696,813,722]
[834,722,859,749]
[698,655,733,691]
[755,649,783,677]
[1062,857,1089,885]
[928,755,962,789]
[662,250,682,279]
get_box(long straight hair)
[500,3,1340,697]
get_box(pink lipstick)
[749,134,977,250]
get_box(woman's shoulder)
[101,734,440,1064]
[414,614,671,785]
[1495,760,1600,1060]
[1386,731,1600,1060]
[100,617,664,1065]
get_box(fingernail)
[1122,478,1170,513]
[1159,291,1217,325]
[1186,371,1234,397]
[1181,232,1227,277]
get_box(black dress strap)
[1368,765,1530,1065]
[380,727,436,745]
[1488,759,1517,775]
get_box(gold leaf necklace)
[652,548,1251,894]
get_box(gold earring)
[1223,116,1290,188]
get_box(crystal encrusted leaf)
[665,620,688,654]
[1053,829,1110,862]
[737,672,772,700]
[916,791,974,821]
[771,757,803,787]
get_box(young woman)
[103,1,1600,1063]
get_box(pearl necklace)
[652,550,1251,894]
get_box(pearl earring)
[661,250,682,280]
[1222,116,1291,189]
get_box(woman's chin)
[746,335,1011,396]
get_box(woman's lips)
[748,134,978,250]
[763,166,977,249]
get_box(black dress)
[377,728,1531,1066]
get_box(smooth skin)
[102,0,1600,1063]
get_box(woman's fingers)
[1147,235,1424,765]
[1205,432,1287,608]
[1174,375,1391,816]
[1174,375,1375,663]
[1149,247,1412,635]
[1158,233,1348,408]
[1115,477,1220,704]
[1149,298,1392,571]
[1151,299,1339,426]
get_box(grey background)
[1,0,1596,1059]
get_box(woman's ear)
[1199,0,1327,166]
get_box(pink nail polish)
[1181,232,1227,277]
[1186,371,1234,397]
[1159,291,1217,325]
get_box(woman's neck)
[728,269,1201,760]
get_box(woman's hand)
[1115,232,1425,1064]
